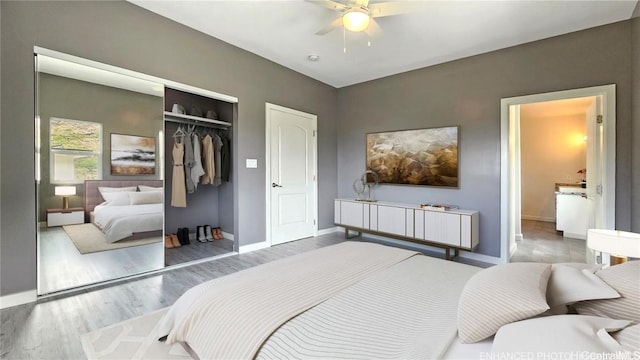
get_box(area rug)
[63,223,162,254]
[81,307,192,360]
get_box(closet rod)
[165,117,229,130]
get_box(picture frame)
[366,126,459,187]
[110,133,156,175]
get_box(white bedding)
[256,255,481,359]
[158,242,482,359]
[93,203,162,243]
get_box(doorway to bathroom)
[500,85,616,263]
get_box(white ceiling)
[129,0,637,88]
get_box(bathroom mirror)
[35,53,165,295]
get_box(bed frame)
[84,180,164,240]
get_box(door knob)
[272,183,283,188]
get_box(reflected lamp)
[55,186,76,209]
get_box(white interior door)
[266,103,317,245]
[586,96,605,229]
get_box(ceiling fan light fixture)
[342,9,370,32]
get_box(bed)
[84,180,163,243]
[156,241,639,359]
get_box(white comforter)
[93,203,162,243]
[157,242,482,360]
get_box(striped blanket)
[257,255,481,359]
[158,242,419,360]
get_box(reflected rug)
[63,223,162,254]
[81,307,191,360]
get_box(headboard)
[84,180,163,222]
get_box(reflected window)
[50,117,102,183]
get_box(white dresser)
[334,199,479,260]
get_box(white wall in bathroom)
[520,113,587,222]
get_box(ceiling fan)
[308,0,421,36]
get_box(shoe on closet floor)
[196,226,207,242]
[177,227,190,245]
[204,225,214,242]
[213,227,224,240]
[170,234,181,248]
[164,234,174,249]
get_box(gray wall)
[38,73,163,220]
[632,2,640,233]
[0,1,338,296]
[337,21,634,257]
[1,0,637,296]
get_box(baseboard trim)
[317,227,338,236]
[563,232,587,240]
[509,241,518,258]
[0,289,37,309]
[521,215,555,222]
[515,233,523,242]
[239,241,270,254]
[188,231,234,242]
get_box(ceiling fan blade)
[316,16,344,35]
[306,0,350,12]
[368,1,425,18]
[365,18,382,38]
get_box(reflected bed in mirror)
[84,180,163,243]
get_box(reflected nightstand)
[47,207,84,227]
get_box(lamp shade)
[343,9,370,32]
[587,229,640,258]
[55,186,76,196]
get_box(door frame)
[265,103,318,246]
[500,85,616,263]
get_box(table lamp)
[587,229,640,265]
[55,186,76,209]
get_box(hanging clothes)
[190,132,205,190]
[184,130,196,194]
[201,134,215,185]
[171,139,187,207]
[221,133,231,182]
[213,133,223,186]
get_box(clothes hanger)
[172,126,186,143]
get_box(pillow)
[138,185,163,192]
[457,263,552,343]
[547,264,620,308]
[574,261,640,322]
[129,191,163,205]
[613,323,640,352]
[491,315,630,354]
[98,186,136,198]
[100,191,133,206]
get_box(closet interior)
[163,87,236,266]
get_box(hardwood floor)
[2,233,346,359]
[511,219,587,263]
[164,237,234,266]
[38,226,234,294]
[2,232,488,359]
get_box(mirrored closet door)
[35,53,166,295]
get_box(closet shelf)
[164,111,232,127]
